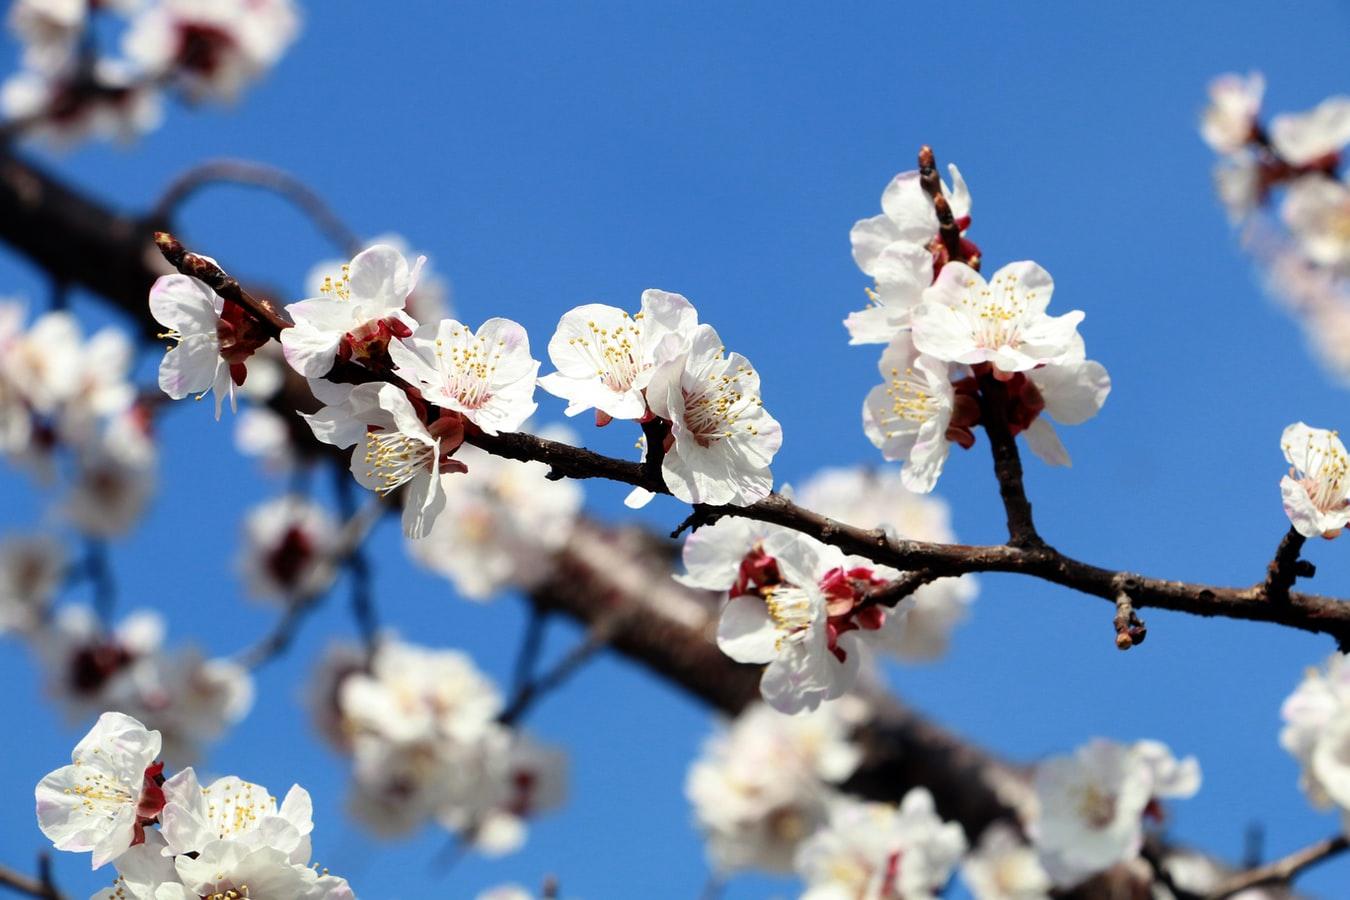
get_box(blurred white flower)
[238,494,341,604]
[961,823,1052,900]
[1200,71,1263,155]
[0,533,66,634]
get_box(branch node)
[671,504,724,539]
[1113,590,1147,650]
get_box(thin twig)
[151,160,362,256]
[84,540,115,630]
[153,232,293,333]
[1263,527,1311,601]
[498,618,620,726]
[0,858,64,900]
[510,607,549,698]
[974,373,1043,548]
[857,569,941,611]
[1113,585,1147,650]
[1206,834,1349,898]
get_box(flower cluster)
[1202,74,1350,383]
[848,160,1109,491]
[539,290,782,507]
[36,712,355,897]
[1281,652,1350,827]
[1279,422,1350,538]
[686,699,867,873]
[33,605,253,763]
[307,637,565,854]
[238,494,343,605]
[3,0,300,145]
[1029,738,1200,888]
[681,516,912,714]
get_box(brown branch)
[498,614,621,726]
[0,858,64,900]
[151,160,361,256]
[975,372,1042,548]
[1113,586,1148,650]
[916,145,976,270]
[1207,834,1348,898]
[152,232,293,333]
[1264,527,1312,601]
[857,569,942,611]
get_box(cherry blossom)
[675,514,788,592]
[797,467,977,662]
[406,427,583,600]
[645,324,782,506]
[1020,347,1112,468]
[1030,738,1200,888]
[1282,175,1350,271]
[686,699,865,873]
[1280,652,1350,815]
[123,0,300,103]
[159,769,313,861]
[63,432,156,537]
[171,840,349,900]
[1,61,163,146]
[538,290,699,419]
[715,531,865,714]
[306,233,452,326]
[281,244,424,379]
[151,272,268,418]
[1269,95,1350,167]
[912,261,1085,376]
[851,162,974,276]
[7,0,87,72]
[387,316,540,435]
[861,333,959,493]
[35,711,166,869]
[1279,422,1350,538]
[794,789,967,900]
[960,823,1052,900]
[238,494,341,604]
[0,533,65,634]
[1200,71,1264,155]
[234,405,297,472]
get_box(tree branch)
[1264,527,1312,602]
[1207,834,1348,898]
[0,859,64,900]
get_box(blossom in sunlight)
[123,0,301,103]
[797,467,977,662]
[5,309,82,416]
[912,261,1084,376]
[1199,71,1264,155]
[238,494,342,604]
[406,427,583,600]
[861,333,959,493]
[1,61,164,146]
[844,240,933,345]
[58,325,136,446]
[7,0,87,71]
[387,316,540,435]
[170,840,353,900]
[1281,175,1350,271]
[159,769,313,861]
[0,533,66,634]
[1029,738,1200,888]
[1279,422,1350,538]
[686,699,866,873]
[1019,346,1112,468]
[1280,652,1350,818]
[645,323,782,506]
[306,233,452,326]
[675,514,788,592]
[1269,95,1350,167]
[281,244,424,378]
[538,290,699,420]
[851,162,975,278]
[151,273,268,418]
[716,531,873,714]
[35,712,166,869]
[794,789,967,900]
[960,823,1052,900]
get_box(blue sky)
[1,1,1349,897]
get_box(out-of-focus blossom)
[238,494,341,604]
[961,823,1052,900]
[0,534,66,634]
[1200,71,1264,155]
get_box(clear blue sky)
[1,2,1349,897]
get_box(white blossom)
[1281,175,1350,271]
[862,333,957,493]
[645,324,782,506]
[0,533,66,634]
[1281,652,1350,815]
[1213,151,1263,222]
[238,494,341,604]
[63,432,156,538]
[851,163,971,277]
[406,427,582,600]
[845,241,933,345]
[538,290,699,419]
[1270,95,1350,167]
[797,467,977,661]
[306,233,451,326]
[387,316,540,436]
[1029,738,1200,888]
[1200,71,1264,154]
[234,405,296,472]
[281,244,423,379]
[1279,422,1350,538]
[794,789,967,900]
[686,700,865,873]
[1021,344,1112,468]
[912,261,1084,376]
[160,768,313,861]
[1,62,163,146]
[34,711,164,869]
[149,273,234,418]
[961,824,1052,900]
[124,0,300,103]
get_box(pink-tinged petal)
[346,244,411,311]
[1034,360,1111,425]
[149,275,220,334]
[1024,417,1071,467]
[1283,475,1329,538]
[717,595,778,664]
[848,214,902,276]
[158,334,221,399]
